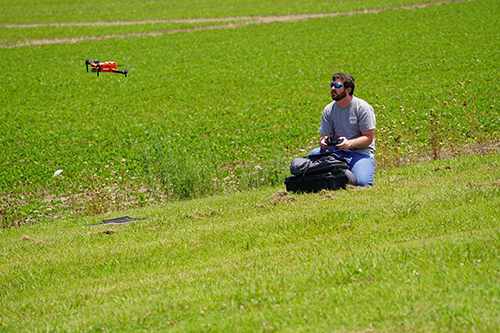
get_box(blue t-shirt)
[319,96,376,157]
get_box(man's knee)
[349,155,374,187]
[308,147,322,155]
[355,176,373,187]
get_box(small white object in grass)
[53,169,63,177]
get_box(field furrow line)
[0,0,472,48]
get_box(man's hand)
[335,137,349,150]
[319,129,375,151]
[319,135,330,150]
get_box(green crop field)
[1,0,500,330]
[1,0,499,226]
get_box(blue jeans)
[309,148,375,186]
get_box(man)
[309,73,376,186]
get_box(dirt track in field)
[1,0,470,48]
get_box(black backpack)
[285,152,357,192]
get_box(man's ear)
[346,87,352,95]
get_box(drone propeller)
[91,63,102,77]
[112,68,135,77]
[123,68,135,77]
[82,58,99,73]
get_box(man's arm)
[336,129,375,150]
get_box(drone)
[83,59,134,77]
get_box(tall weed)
[142,136,289,199]
[143,138,214,200]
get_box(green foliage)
[2,1,500,330]
[1,0,500,225]
[0,21,241,47]
[0,0,454,24]
[142,135,287,200]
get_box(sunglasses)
[330,82,343,89]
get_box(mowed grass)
[1,153,499,331]
[1,0,499,225]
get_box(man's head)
[331,73,355,99]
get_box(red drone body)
[84,59,133,77]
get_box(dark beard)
[332,90,347,101]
